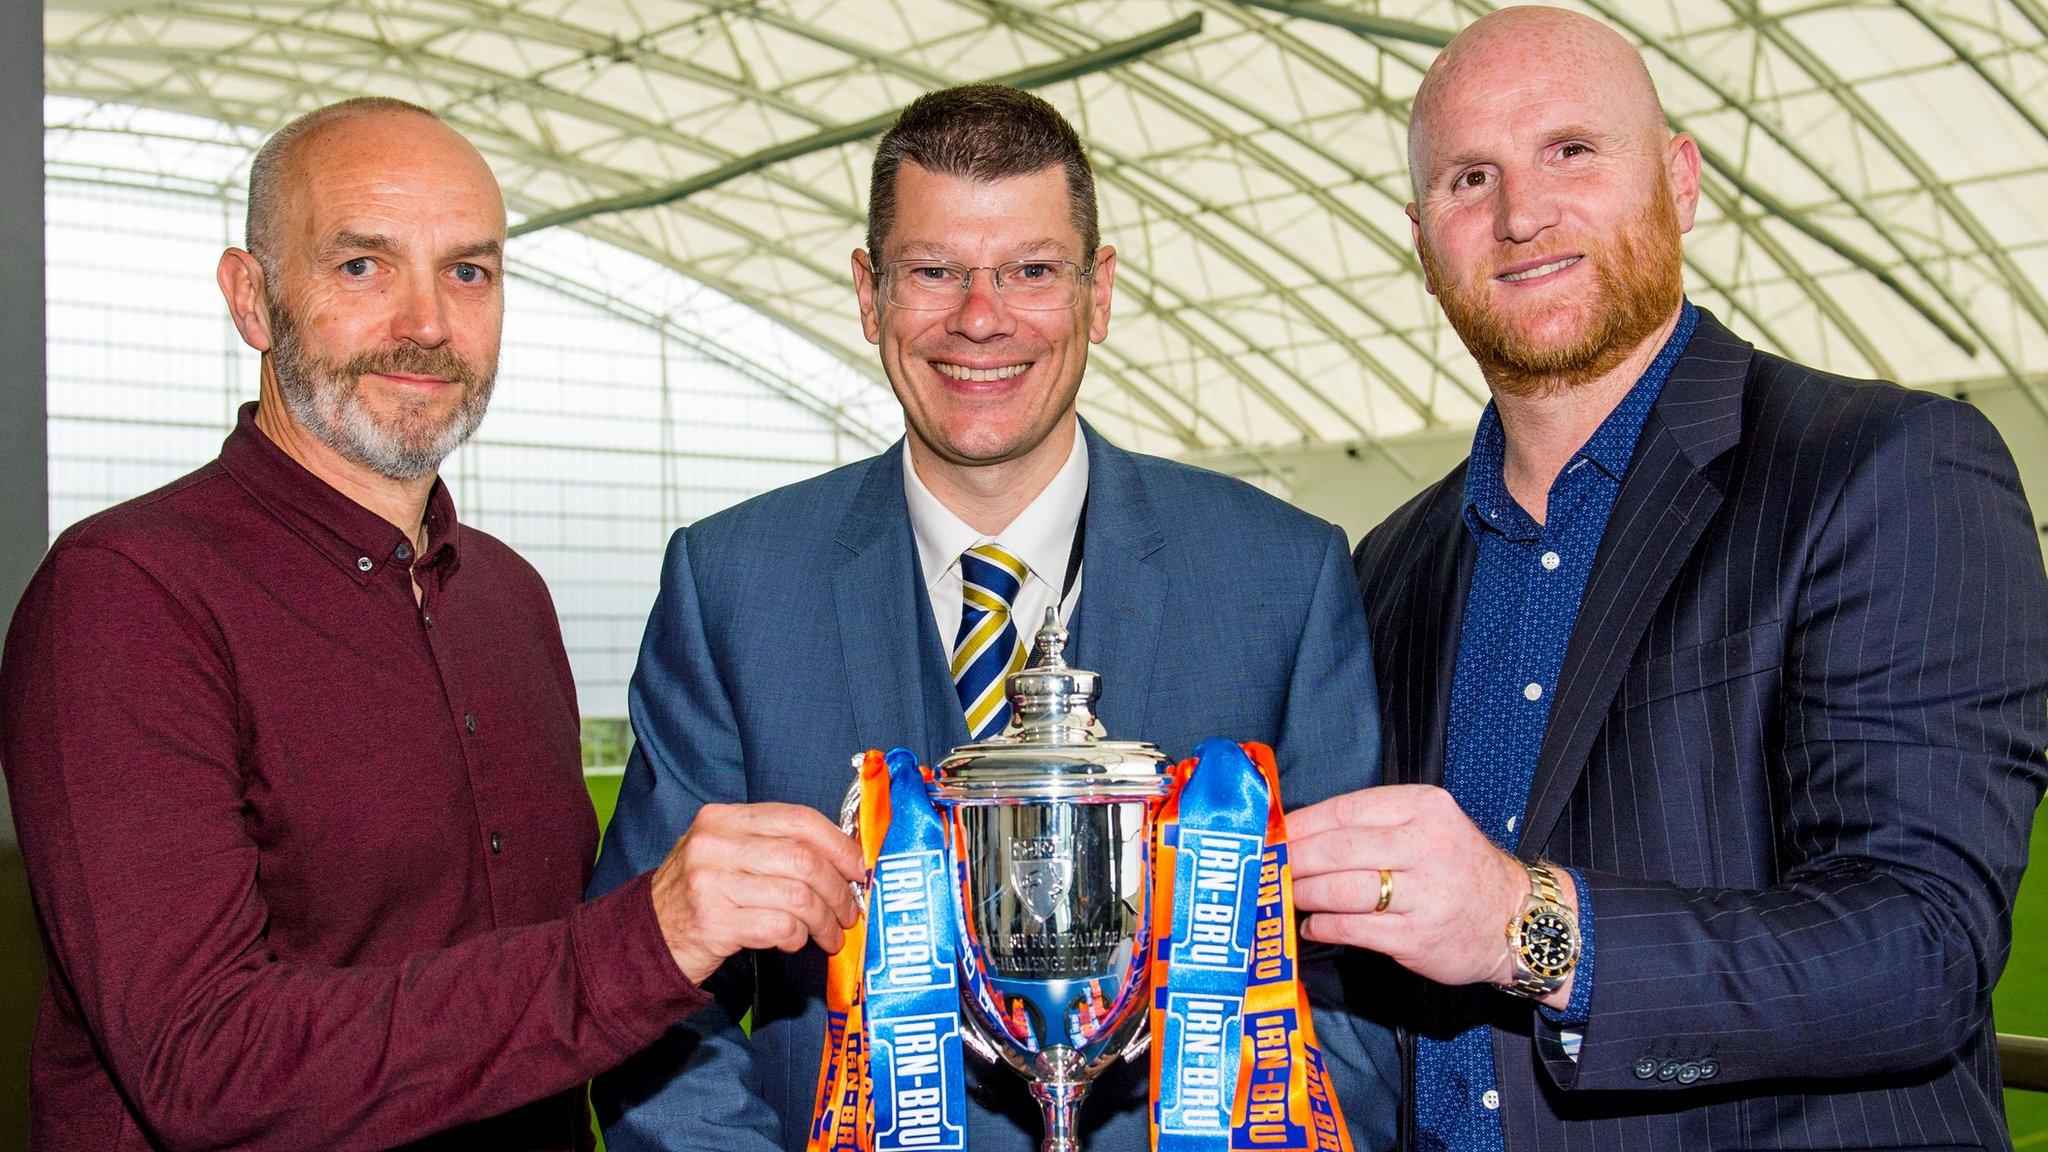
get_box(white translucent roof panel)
[44,0,2048,459]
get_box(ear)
[217,248,275,353]
[1666,133,1702,235]
[1087,246,1116,344]
[1407,205,1436,297]
[852,248,882,346]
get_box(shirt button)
[395,542,413,562]
[464,712,476,733]
[1523,682,1543,701]
[356,556,373,572]
[1506,815,1519,833]
[1541,551,1561,570]
[489,832,502,854]
[422,611,433,627]
[1481,1089,1500,1110]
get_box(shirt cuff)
[570,869,709,1052]
[1538,865,1595,1030]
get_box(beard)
[1422,189,1685,398]
[266,295,496,482]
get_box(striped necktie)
[953,543,1030,740]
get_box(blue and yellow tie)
[953,543,1030,740]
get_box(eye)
[450,262,487,284]
[1458,169,1490,189]
[1010,262,1055,281]
[1559,142,1590,159]
[341,257,374,277]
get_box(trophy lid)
[931,609,1168,803]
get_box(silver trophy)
[847,610,1169,1152]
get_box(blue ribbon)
[1155,738,1270,1150]
[864,748,968,1152]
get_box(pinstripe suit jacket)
[1350,309,2048,1152]
[588,423,1400,1152]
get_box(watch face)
[1518,907,1577,979]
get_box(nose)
[945,268,1017,342]
[1495,169,1557,246]
[391,267,452,349]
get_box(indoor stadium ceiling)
[42,0,2048,459]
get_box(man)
[589,85,1398,1151]
[0,98,864,1152]
[1288,7,2048,1152]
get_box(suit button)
[1633,1058,1658,1080]
[1676,1062,1701,1084]
[1698,1060,1719,1080]
[1657,1061,1682,1081]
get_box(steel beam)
[509,13,1204,237]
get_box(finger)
[731,907,811,955]
[1284,785,1420,841]
[735,804,868,882]
[1293,870,1403,917]
[1288,825,1408,879]
[1299,910,1409,954]
[739,846,862,930]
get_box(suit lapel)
[1407,501,1474,789]
[833,443,963,763]
[1517,312,1753,851]
[1067,424,1167,738]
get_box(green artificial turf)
[580,778,2048,1146]
[2000,799,2048,1147]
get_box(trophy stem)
[1029,1047,1089,1152]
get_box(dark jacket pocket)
[1617,619,1784,709]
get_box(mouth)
[369,372,456,387]
[1496,255,1582,284]
[931,361,1033,383]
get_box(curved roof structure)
[44,0,2048,464]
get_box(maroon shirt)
[1,404,706,1152]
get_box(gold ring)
[1372,868,1394,915]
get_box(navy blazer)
[589,424,1400,1151]
[1350,309,2048,1151]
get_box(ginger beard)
[265,290,496,482]
[1422,184,1685,398]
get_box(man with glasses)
[588,84,1399,1152]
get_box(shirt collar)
[904,423,1089,595]
[1463,300,1699,539]
[217,401,463,585]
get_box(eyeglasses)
[880,259,1093,311]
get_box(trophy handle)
[1119,1027,1150,1064]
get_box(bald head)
[1410,6,1667,202]
[246,99,502,275]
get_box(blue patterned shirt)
[1416,302,1698,1152]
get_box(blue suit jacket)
[1351,309,2048,1151]
[589,424,1400,1151]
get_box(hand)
[1288,785,1576,1007]
[648,802,866,985]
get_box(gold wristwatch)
[1501,860,1580,1000]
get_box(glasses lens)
[887,261,967,308]
[998,261,1080,309]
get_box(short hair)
[245,97,442,272]
[867,85,1100,260]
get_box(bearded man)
[0,98,864,1152]
[1288,7,2048,1152]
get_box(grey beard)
[267,298,493,482]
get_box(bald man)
[0,98,862,1152]
[1290,7,2048,1151]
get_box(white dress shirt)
[904,428,1088,657]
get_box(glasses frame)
[877,257,1095,311]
